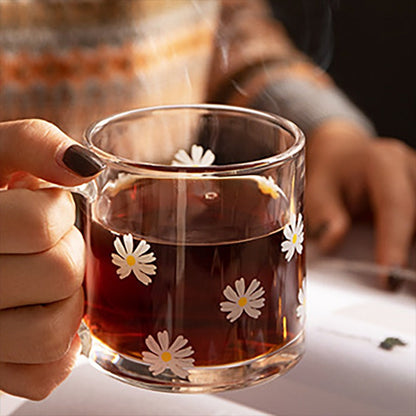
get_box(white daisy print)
[220,278,265,323]
[296,279,306,325]
[281,213,304,262]
[172,144,215,166]
[255,175,282,199]
[111,233,156,285]
[142,330,195,378]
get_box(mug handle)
[68,181,97,356]
[62,180,98,203]
[32,179,98,202]
[38,180,98,356]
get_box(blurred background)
[1,0,414,147]
[270,0,415,148]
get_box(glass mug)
[76,104,306,393]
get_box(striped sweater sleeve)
[207,0,375,136]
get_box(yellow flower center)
[126,255,136,266]
[238,297,248,307]
[292,234,298,244]
[161,351,172,362]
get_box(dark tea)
[83,175,305,369]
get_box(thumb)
[0,119,104,187]
[306,173,351,253]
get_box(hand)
[0,119,104,400]
[305,119,416,289]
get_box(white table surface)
[1,227,415,416]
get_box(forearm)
[209,0,375,137]
[250,77,376,137]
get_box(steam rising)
[270,0,336,69]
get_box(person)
[0,122,104,400]
[0,0,414,400]
[206,0,416,283]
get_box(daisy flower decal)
[296,279,306,325]
[142,330,195,378]
[172,144,215,166]
[111,233,156,285]
[255,175,282,199]
[220,278,265,323]
[281,213,304,262]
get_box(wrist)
[249,77,377,137]
[306,119,374,171]
[308,118,374,145]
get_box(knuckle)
[0,364,59,401]
[376,138,408,158]
[19,118,56,140]
[26,383,56,401]
[336,215,351,235]
[30,190,75,252]
[28,211,59,253]
[0,376,56,401]
[9,196,58,253]
[0,188,75,254]
[327,214,350,244]
[39,326,73,363]
[48,228,85,297]
[38,291,83,362]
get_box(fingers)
[365,140,416,273]
[0,119,104,187]
[6,171,43,190]
[0,335,81,401]
[0,288,84,364]
[0,119,96,400]
[305,120,365,252]
[306,170,351,253]
[0,227,85,309]
[0,185,85,399]
[0,188,75,254]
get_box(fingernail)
[61,145,105,177]
[387,269,404,291]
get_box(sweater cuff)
[250,78,376,136]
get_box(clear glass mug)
[76,104,306,393]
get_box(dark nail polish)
[62,145,105,177]
[387,272,403,291]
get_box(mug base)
[79,324,305,394]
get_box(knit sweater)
[0,0,374,138]
[208,0,375,135]
[0,0,219,137]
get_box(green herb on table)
[379,337,407,351]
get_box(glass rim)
[84,104,305,175]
